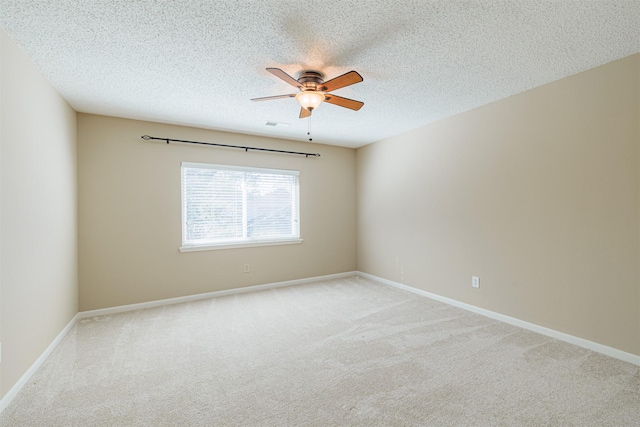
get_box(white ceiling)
[1,1,639,148]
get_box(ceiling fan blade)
[323,94,364,111]
[251,94,296,101]
[267,68,302,89]
[320,71,363,92]
[299,107,311,119]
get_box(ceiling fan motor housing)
[297,71,325,90]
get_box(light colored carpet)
[1,275,639,426]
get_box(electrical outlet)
[472,276,480,288]
[396,257,399,268]
[243,263,251,273]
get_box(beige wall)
[357,54,640,356]
[77,114,356,311]
[0,30,78,397]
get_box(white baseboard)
[79,271,357,319]
[0,312,80,414]
[357,271,640,367]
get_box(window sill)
[179,239,303,252]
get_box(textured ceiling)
[1,1,639,148]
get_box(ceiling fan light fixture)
[296,91,325,111]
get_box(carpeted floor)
[1,275,639,426]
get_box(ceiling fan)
[251,68,364,118]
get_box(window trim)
[180,162,301,252]
[179,238,303,252]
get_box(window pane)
[246,173,297,238]
[184,168,244,243]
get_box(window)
[180,162,301,251]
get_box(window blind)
[181,162,300,248]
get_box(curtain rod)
[141,135,321,158]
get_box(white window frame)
[180,162,302,252]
